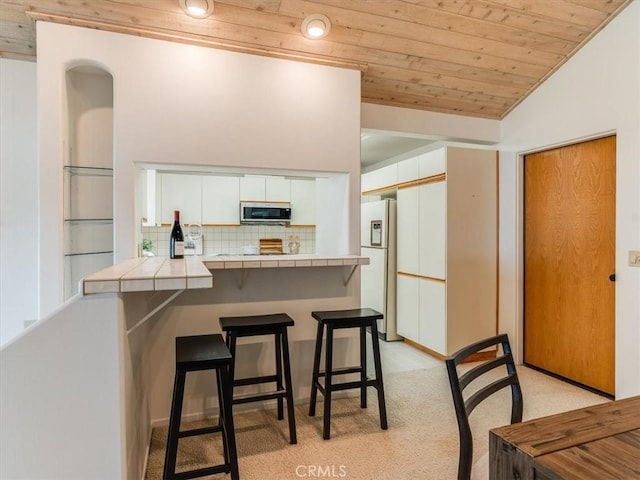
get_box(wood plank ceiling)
[0,0,632,119]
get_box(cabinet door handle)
[609,273,616,282]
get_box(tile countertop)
[203,253,369,269]
[82,254,369,294]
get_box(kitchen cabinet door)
[362,164,398,193]
[397,156,419,183]
[418,148,446,178]
[361,170,377,193]
[396,186,419,274]
[418,280,446,354]
[159,173,202,225]
[375,164,398,190]
[265,177,290,202]
[396,274,419,342]
[202,176,240,225]
[240,176,291,202]
[290,179,315,225]
[418,181,446,279]
[240,176,266,201]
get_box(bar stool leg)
[309,321,324,417]
[225,332,238,388]
[369,320,388,430]
[220,364,240,480]
[216,368,229,463]
[281,327,297,444]
[323,324,334,440]
[360,325,367,408]
[219,332,238,432]
[163,369,186,480]
[275,332,284,420]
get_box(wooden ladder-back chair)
[445,334,523,480]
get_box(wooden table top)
[490,395,640,480]
[534,428,640,479]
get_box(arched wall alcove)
[63,65,114,299]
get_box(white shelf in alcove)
[63,165,113,176]
[63,218,113,257]
[64,218,113,222]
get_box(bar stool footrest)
[177,425,223,439]
[172,464,231,480]
[317,366,363,377]
[233,389,288,404]
[234,374,278,387]
[314,379,379,395]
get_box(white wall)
[37,22,361,317]
[498,2,640,398]
[0,294,122,480]
[0,58,38,346]
[361,102,500,144]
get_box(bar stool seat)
[163,334,239,480]
[308,308,388,440]
[219,313,297,444]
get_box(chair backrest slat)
[464,373,518,416]
[458,355,509,390]
[445,334,523,480]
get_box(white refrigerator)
[360,199,401,341]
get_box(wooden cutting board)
[259,238,283,255]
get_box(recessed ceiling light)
[179,0,214,19]
[301,14,331,39]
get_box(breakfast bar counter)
[82,254,369,294]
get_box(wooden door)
[524,136,616,395]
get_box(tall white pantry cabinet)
[364,146,497,357]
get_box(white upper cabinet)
[240,176,291,202]
[418,149,446,178]
[361,170,377,193]
[202,176,240,225]
[159,173,202,225]
[397,156,419,183]
[266,177,290,202]
[290,179,315,225]
[154,172,316,226]
[392,148,448,185]
[361,163,398,193]
[239,176,266,202]
[362,148,445,194]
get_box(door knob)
[609,273,616,282]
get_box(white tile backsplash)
[141,225,315,257]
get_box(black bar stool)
[163,334,239,480]
[219,313,297,444]
[308,307,388,440]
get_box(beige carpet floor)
[144,361,607,480]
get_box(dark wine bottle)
[169,210,184,259]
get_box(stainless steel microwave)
[240,202,291,225]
